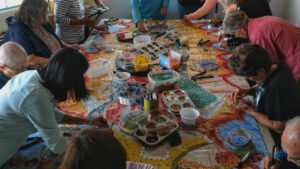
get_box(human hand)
[70,44,86,51]
[94,25,108,32]
[184,15,192,25]
[260,156,281,169]
[95,0,104,7]
[231,88,251,102]
[89,116,109,128]
[138,21,146,32]
[82,16,95,27]
[161,7,167,15]
[28,54,48,67]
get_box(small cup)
[180,108,200,127]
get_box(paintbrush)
[236,152,251,168]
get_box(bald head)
[0,42,28,78]
[0,42,28,68]
[282,117,300,161]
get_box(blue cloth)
[4,16,63,59]
[131,0,170,25]
[275,150,287,161]
[0,70,67,166]
[0,72,9,89]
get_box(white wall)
[269,0,300,26]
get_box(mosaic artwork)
[9,19,269,169]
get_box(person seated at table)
[0,42,28,89]
[0,47,109,167]
[261,117,300,169]
[184,0,272,22]
[131,0,170,32]
[55,0,108,44]
[229,44,300,146]
[222,10,300,82]
[62,129,157,169]
[4,0,84,68]
[177,0,205,19]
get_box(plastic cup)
[180,108,200,127]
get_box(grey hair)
[15,0,49,27]
[222,9,249,33]
[0,42,28,68]
[286,116,300,127]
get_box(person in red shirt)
[222,9,300,82]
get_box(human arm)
[247,108,286,133]
[260,156,281,169]
[231,85,258,102]
[61,41,86,51]
[60,113,108,128]
[94,0,104,7]
[28,55,49,67]
[161,0,170,15]
[21,89,68,154]
[185,0,217,21]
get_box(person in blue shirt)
[0,42,28,89]
[131,0,170,32]
[0,47,109,166]
[261,117,300,169]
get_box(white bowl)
[180,108,200,126]
[86,58,110,78]
[114,71,131,81]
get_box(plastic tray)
[3,156,40,169]
[140,42,169,60]
[148,70,180,88]
[116,53,151,75]
[162,89,195,114]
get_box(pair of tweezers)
[197,39,210,46]
[191,71,214,81]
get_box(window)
[0,0,22,11]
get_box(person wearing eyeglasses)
[261,117,300,169]
[222,10,300,83]
[229,44,300,147]
[4,0,85,68]
[0,42,28,89]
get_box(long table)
[9,19,274,169]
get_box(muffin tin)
[3,156,40,169]
[162,89,195,114]
[134,113,178,146]
[120,111,147,135]
[140,42,169,60]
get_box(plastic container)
[86,58,110,78]
[134,54,150,72]
[133,35,151,50]
[114,71,131,81]
[180,108,200,127]
[148,70,180,88]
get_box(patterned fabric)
[32,27,62,54]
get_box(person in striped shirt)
[55,0,107,44]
